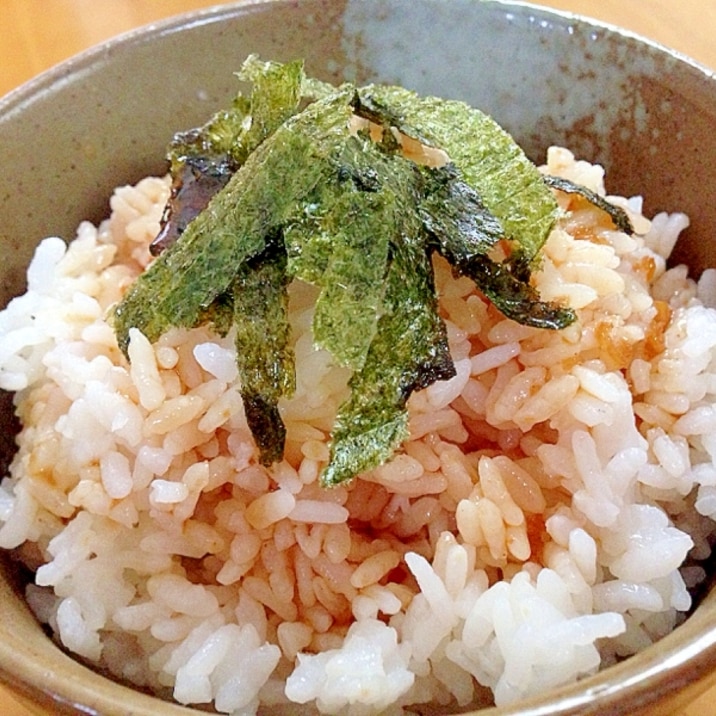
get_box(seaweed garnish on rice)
[113,56,576,485]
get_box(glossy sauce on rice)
[1,146,716,713]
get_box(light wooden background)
[1,1,716,715]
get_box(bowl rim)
[2,1,716,715]
[3,0,716,114]
[0,0,262,112]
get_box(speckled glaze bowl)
[2,1,716,714]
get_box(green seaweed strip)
[321,223,455,487]
[115,132,307,354]
[197,291,234,338]
[152,58,307,255]
[416,162,504,262]
[167,95,251,173]
[167,56,306,171]
[467,256,576,330]
[239,54,335,104]
[311,188,392,369]
[234,56,306,164]
[283,181,337,285]
[114,91,354,355]
[543,174,635,235]
[284,133,388,286]
[290,135,410,370]
[115,62,580,485]
[354,85,560,262]
[414,162,575,330]
[232,238,294,465]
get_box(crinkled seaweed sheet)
[113,56,632,486]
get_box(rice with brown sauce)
[1,146,716,713]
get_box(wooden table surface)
[1,1,716,714]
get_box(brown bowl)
[2,1,716,714]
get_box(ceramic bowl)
[2,1,716,714]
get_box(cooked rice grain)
[1,147,716,714]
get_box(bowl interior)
[2,1,716,714]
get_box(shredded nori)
[466,257,576,330]
[151,157,234,255]
[543,174,635,235]
[323,229,455,486]
[352,86,560,263]
[285,136,399,370]
[151,57,306,255]
[114,89,354,355]
[113,57,577,485]
[416,162,504,263]
[231,233,294,466]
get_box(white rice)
[1,148,716,714]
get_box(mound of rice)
[2,146,716,714]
